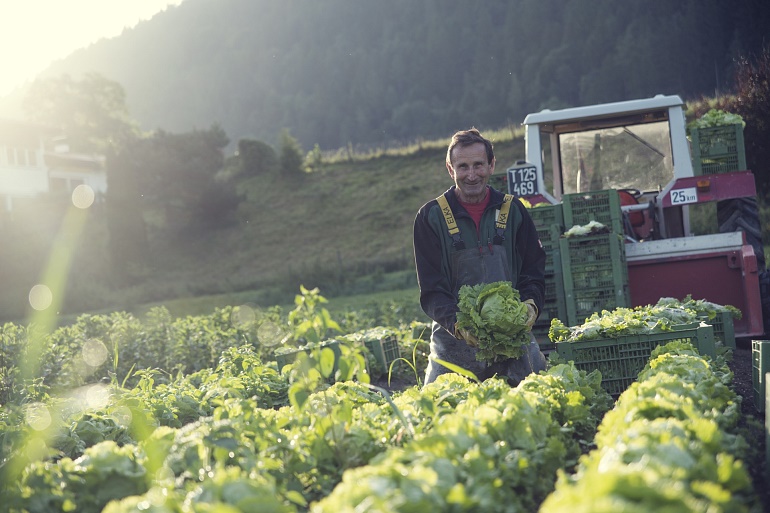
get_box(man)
[413,128,547,385]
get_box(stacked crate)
[690,124,747,175]
[560,190,630,325]
[527,204,567,351]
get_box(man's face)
[447,142,495,204]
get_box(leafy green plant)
[689,108,746,129]
[541,341,755,513]
[284,286,342,345]
[455,281,530,361]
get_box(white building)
[0,120,106,211]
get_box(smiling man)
[413,128,547,385]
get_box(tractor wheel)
[718,197,770,335]
[717,197,766,271]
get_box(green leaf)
[288,382,310,410]
[319,347,336,378]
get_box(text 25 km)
[669,187,698,205]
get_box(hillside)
[0,131,525,322]
[141,135,527,300]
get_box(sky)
[0,0,183,97]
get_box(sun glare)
[0,1,183,97]
[72,184,95,209]
[28,284,53,311]
[24,402,52,431]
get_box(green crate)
[560,233,629,325]
[559,232,627,267]
[567,286,631,326]
[535,250,567,328]
[544,246,564,300]
[544,274,561,303]
[274,339,341,372]
[752,340,770,412]
[532,309,562,354]
[700,311,735,349]
[538,224,562,275]
[528,203,564,232]
[533,297,566,331]
[556,323,716,396]
[691,124,747,175]
[562,189,623,233]
[365,336,401,370]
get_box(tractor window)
[558,120,673,194]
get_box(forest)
[1,0,768,151]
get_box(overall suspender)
[436,194,464,250]
[494,194,514,244]
[436,193,515,249]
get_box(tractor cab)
[510,94,756,241]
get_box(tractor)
[500,94,766,342]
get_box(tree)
[279,128,304,177]
[23,73,147,285]
[138,125,233,231]
[237,138,278,177]
[23,73,137,152]
[734,44,770,194]
[305,144,324,173]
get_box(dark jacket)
[413,186,546,334]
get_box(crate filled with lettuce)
[550,299,722,396]
[688,109,747,175]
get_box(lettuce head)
[456,281,530,362]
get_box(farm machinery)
[500,94,767,345]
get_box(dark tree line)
[39,0,769,152]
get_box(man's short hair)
[446,128,495,167]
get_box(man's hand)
[454,323,480,348]
[523,299,538,329]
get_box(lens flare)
[231,304,256,326]
[86,384,110,409]
[72,184,95,209]
[82,338,109,367]
[110,405,133,426]
[28,284,53,311]
[25,402,52,431]
[257,320,286,347]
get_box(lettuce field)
[0,287,766,512]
